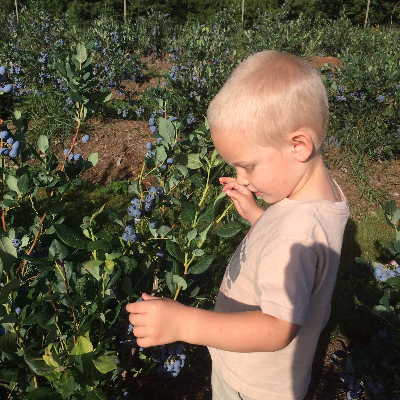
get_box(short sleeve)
[256,240,318,325]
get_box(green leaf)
[387,276,400,285]
[86,153,99,168]
[172,275,187,290]
[75,42,87,63]
[122,276,134,298]
[181,207,196,223]
[0,237,18,275]
[191,173,205,188]
[37,135,49,153]
[83,260,104,269]
[54,224,89,249]
[71,336,94,355]
[187,229,197,241]
[49,239,70,260]
[87,240,110,252]
[52,370,75,398]
[166,241,184,263]
[17,174,31,194]
[175,154,203,169]
[213,221,242,238]
[0,332,17,352]
[93,354,118,374]
[155,146,167,166]
[193,249,204,257]
[158,117,175,147]
[384,200,397,218]
[6,176,19,194]
[189,254,216,274]
[157,225,171,238]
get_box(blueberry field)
[1,4,400,400]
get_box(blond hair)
[207,50,329,150]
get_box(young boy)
[126,50,350,400]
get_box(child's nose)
[236,171,250,186]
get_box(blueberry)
[73,153,82,161]
[63,148,69,156]
[145,142,152,150]
[0,66,6,75]
[68,152,75,161]
[9,149,18,158]
[149,186,157,193]
[82,134,90,143]
[166,157,173,165]
[149,117,155,126]
[145,194,155,203]
[125,225,135,235]
[15,307,21,316]
[3,84,13,93]
[12,238,22,248]
[149,218,158,229]
[160,164,167,171]
[147,150,155,158]
[0,131,9,140]
[155,188,164,197]
[12,141,20,150]
[156,250,165,258]
[168,116,177,122]
[150,126,157,133]
[131,198,141,207]
[128,208,142,219]
[7,137,14,145]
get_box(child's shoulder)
[251,196,349,243]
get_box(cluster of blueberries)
[115,320,136,352]
[150,343,187,377]
[62,135,90,161]
[0,66,13,93]
[373,260,400,282]
[0,130,21,158]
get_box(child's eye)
[244,166,254,171]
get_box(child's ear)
[290,129,315,162]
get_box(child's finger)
[223,181,252,195]
[219,177,236,185]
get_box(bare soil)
[72,56,400,400]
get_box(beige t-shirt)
[208,188,349,400]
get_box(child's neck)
[289,155,340,203]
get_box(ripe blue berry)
[156,250,165,258]
[0,66,6,75]
[12,238,22,248]
[68,152,75,161]
[9,149,18,158]
[73,153,82,161]
[82,134,90,143]
[63,148,69,156]
[160,164,167,171]
[0,131,9,140]
[125,225,135,235]
[166,157,173,165]
[155,188,164,197]
[150,126,157,133]
[3,84,13,93]
[128,208,142,219]
[145,142,152,150]
[15,307,21,316]
[149,218,158,229]
[131,198,141,207]
[12,141,20,150]
[7,137,14,145]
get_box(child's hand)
[219,177,264,225]
[126,293,186,348]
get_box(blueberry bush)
[332,200,400,399]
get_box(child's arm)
[126,293,300,352]
[219,177,264,225]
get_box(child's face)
[212,130,303,204]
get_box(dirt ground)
[71,56,399,400]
